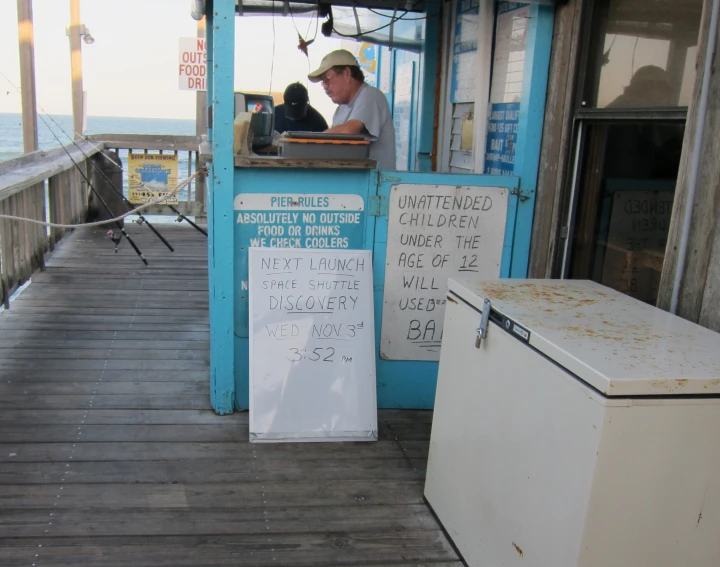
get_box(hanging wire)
[358,2,428,21]
[332,13,409,38]
[287,0,319,80]
[269,0,277,94]
[331,5,429,39]
[630,36,640,78]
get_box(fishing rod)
[0,71,171,254]
[95,146,208,238]
[36,115,177,251]
[32,92,208,239]
[36,113,149,265]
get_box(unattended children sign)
[178,37,206,91]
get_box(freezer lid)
[448,279,720,397]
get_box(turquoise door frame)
[207,0,236,415]
[372,170,520,408]
[507,2,555,277]
[416,1,441,172]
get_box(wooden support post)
[89,151,125,228]
[0,199,12,309]
[528,0,585,278]
[17,0,39,153]
[658,0,720,330]
[195,16,208,223]
[69,0,84,139]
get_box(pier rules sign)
[178,37,206,91]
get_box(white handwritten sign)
[380,184,508,361]
[249,248,377,442]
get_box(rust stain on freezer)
[478,282,607,309]
[512,542,524,558]
[650,378,690,392]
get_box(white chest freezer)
[425,279,720,567]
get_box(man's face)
[320,67,353,104]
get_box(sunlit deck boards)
[0,225,460,566]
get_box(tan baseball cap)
[308,49,360,82]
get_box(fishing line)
[1,71,206,240]
[0,169,204,229]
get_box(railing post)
[0,198,13,309]
[194,151,207,224]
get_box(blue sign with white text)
[233,193,367,336]
[484,102,520,176]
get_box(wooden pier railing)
[0,134,205,308]
[86,134,206,218]
[0,139,100,308]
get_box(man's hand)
[326,120,366,135]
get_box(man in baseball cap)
[274,82,328,134]
[309,49,396,169]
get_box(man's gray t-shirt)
[332,83,396,170]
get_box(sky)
[1,0,344,121]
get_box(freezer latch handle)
[475,298,491,348]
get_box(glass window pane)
[586,0,703,108]
[568,123,685,305]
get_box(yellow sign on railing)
[128,153,179,205]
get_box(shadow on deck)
[0,225,460,566]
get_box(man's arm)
[326,119,366,135]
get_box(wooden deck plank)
[0,458,425,484]
[0,225,457,566]
[0,441,425,462]
[0,330,210,341]
[0,424,244,443]
[0,349,208,360]
[0,409,234,425]
[0,479,427,508]
[3,306,210,316]
[0,321,210,332]
[0,395,211,409]
[0,338,210,350]
[0,359,209,370]
[0,381,208,395]
[0,505,444,537]
[0,370,209,382]
[0,533,457,567]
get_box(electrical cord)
[332,15,407,38]
[331,5,429,38]
[360,2,428,21]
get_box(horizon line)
[0,112,197,121]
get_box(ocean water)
[0,113,198,202]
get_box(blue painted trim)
[205,11,214,143]
[417,3,440,172]
[509,4,554,277]
[208,0,236,415]
[500,186,518,278]
[385,48,396,110]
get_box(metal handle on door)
[475,298,491,348]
